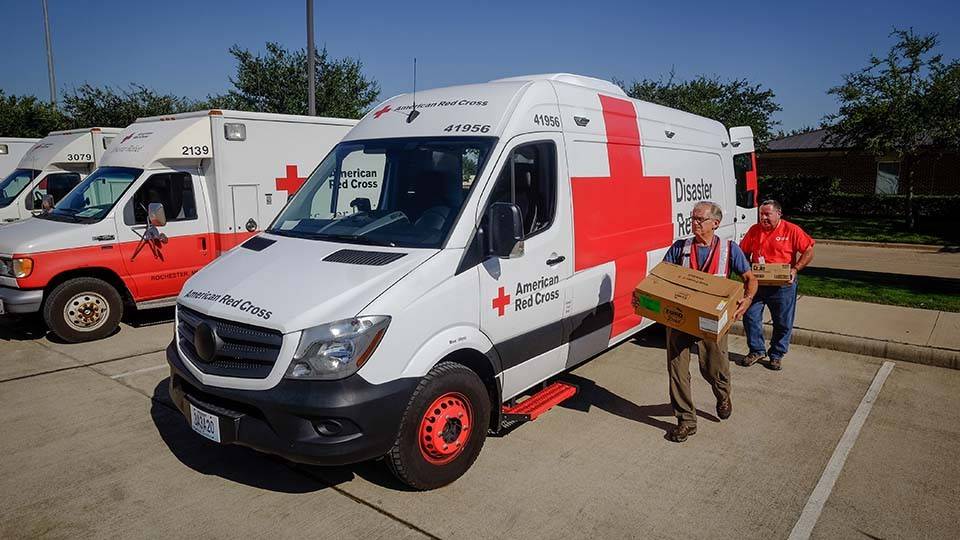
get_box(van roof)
[345,73,728,143]
[48,127,124,136]
[489,73,627,96]
[135,109,358,127]
[0,137,41,143]
[18,128,119,170]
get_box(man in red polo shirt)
[738,199,815,370]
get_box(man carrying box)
[658,201,757,443]
[738,199,815,371]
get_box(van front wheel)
[44,277,124,343]
[387,362,490,490]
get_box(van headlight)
[0,257,32,278]
[285,316,390,380]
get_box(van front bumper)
[0,287,42,314]
[166,342,418,466]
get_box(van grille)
[176,305,283,379]
[323,249,406,266]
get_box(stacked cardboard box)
[633,262,744,340]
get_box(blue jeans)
[743,281,798,360]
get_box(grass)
[798,267,960,312]
[790,214,959,246]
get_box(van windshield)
[268,137,495,249]
[0,168,40,208]
[39,166,142,223]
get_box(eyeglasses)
[690,216,715,224]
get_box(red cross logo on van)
[571,95,673,337]
[373,105,392,119]
[275,165,307,197]
[492,287,511,317]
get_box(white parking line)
[110,364,169,380]
[788,361,895,540]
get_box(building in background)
[758,128,960,195]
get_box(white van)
[0,129,121,224]
[166,74,760,489]
[0,137,40,179]
[0,110,356,342]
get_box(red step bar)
[501,381,578,422]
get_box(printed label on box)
[699,316,720,334]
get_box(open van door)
[730,126,758,242]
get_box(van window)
[486,142,557,237]
[315,150,386,218]
[270,137,495,249]
[29,172,82,209]
[43,167,142,223]
[733,153,756,208]
[0,168,39,208]
[130,172,198,224]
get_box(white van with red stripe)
[165,75,759,489]
[0,137,40,179]
[0,110,356,341]
[0,129,122,224]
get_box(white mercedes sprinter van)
[167,74,760,489]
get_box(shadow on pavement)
[125,306,175,328]
[559,373,720,436]
[149,378,409,493]
[0,314,47,342]
[0,306,174,343]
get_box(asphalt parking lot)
[1,312,958,539]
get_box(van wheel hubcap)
[418,392,472,465]
[64,292,109,332]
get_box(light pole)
[306,0,316,116]
[41,0,57,108]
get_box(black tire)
[387,362,491,490]
[43,277,124,343]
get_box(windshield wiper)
[309,233,396,247]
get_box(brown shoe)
[667,423,697,443]
[717,397,732,420]
[767,357,782,371]
[740,352,765,367]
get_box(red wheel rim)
[418,392,472,465]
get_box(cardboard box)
[751,263,792,286]
[633,262,744,340]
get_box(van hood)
[0,216,100,255]
[177,233,437,334]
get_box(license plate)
[190,403,221,443]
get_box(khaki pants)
[666,328,730,427]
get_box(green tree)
[825,28,960,229]
[617,71,782,146]
[211,42,380,118]
[61,83,203,129]
[0,91,68,138]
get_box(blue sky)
[2,0,958,132]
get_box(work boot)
[667,423,697,443]
[717,397,732,420]
[767,357,782,371]
[740,352,765,367]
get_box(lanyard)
[692,236,719,271]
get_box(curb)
[728,322,960,370]
[814,239,952,252]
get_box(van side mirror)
[148,202,167,227]
[729,126,755,154]
[487,202,524,259]
[25,192,38,211]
